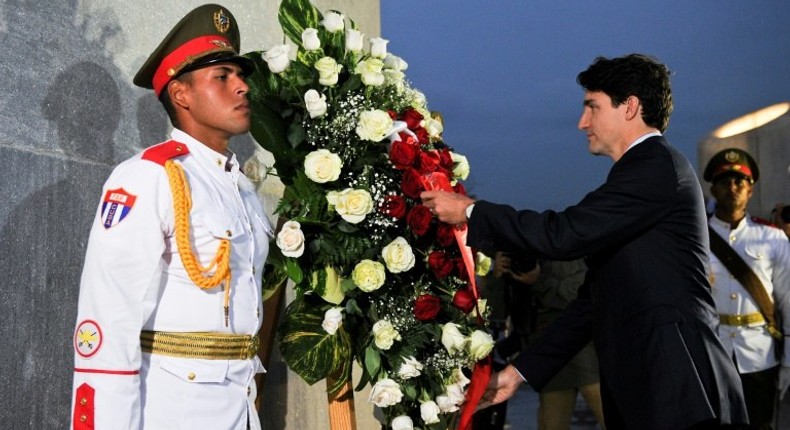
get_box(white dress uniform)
[709,214,790,374]
[72,128,272,429]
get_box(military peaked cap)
[703,148,760,183]
[133,4,254,97]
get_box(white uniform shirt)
[709,214,790,374]
[72,129,272,429]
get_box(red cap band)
[713,163,752,179]
[152,35,234,97]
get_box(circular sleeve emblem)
[74,320,103,359]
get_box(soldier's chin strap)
[166,160,233,326]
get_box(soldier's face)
[711,174,753,213]
[181,62,251,139]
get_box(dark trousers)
[740,365,779,430]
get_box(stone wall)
[0,0,379,428]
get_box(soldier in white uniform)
[704,148,790,430]
[71,4,272,429]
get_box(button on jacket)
[709,215,790,373]
[72,128,272,429]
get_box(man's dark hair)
[577,53,673,132]
[158,72,193,129]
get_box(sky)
[381,1,790,211]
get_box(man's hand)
[772,203,790,240]
[476,365,524,411]
[420,190,474,225]
[779,366,790,400]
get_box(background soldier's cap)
[133,4,254,97]
[703,147,760,183]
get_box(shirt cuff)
[465,203,475,220]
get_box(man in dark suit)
[421,54,748,429]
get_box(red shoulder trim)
[141,140,189,166]
[73,383,95,430]
[751,216,779,228]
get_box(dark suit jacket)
[468,136,748,429]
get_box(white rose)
[383,69,405,91]
[315,56,343,87]
[470,298,488,320]
[451,367,471,388]
[345,29,364,53]
[396,356,423,379]
[369,378,403,407]
[441,322,466,355]
[263,44,291,73]
[436,394,458,413]
[468,329,495,361]
[423,118,444,139]
[369,37,389,58]
[326,188,374,224]
[391,415,414,430]
[420,401,441,425]
[322,307,343,335]
[381,237,415,273]
[409,90,427,110]
[445,383,466,406]
[451,152,470,181]
[304,149,341,183]
[356,109,393,142]
[303,89,328,119]
[384,54,408,71]
[242,150,269,185]
[321,11,345,32]
[352,259,386,292]
[354,58,385,87]
[475,252,492,276]
[301,27,321,50]
[276,220,305,258]
[372,319,401,350]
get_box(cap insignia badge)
[214,9,231,34]
[725,150,739,163]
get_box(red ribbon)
[420,171,492,430]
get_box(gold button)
[247,387,251,395]
[80,415,87,422]
[80,397,88,406]
[252,267,256,275]
[217,159,223,166]
[187,372,196,381]
[730,332,737,338]
[167,68,176,77]
[226,230,232,237]
[730,293,737,300]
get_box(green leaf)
[364,344,381,379]
[278,296,352,386]
[278,0,323,46]
[310,265,345,304]
[285,257,304,284]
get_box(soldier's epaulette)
[142,140,190,166]
[751,216,779,228]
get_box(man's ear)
[624,96,641,120]
[168,80,189,109]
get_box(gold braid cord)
[165,160,233,326]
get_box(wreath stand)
[255,282,358,430]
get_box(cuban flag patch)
[101,188,137,228]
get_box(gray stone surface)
[0,0,379,428]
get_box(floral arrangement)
[245,0,493,428]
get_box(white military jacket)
[72,129,272,429]
[709,215,790,374]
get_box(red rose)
[436,223,456,247]
[401,168,424,199]
[413,294,441,321]
[414,127,429,144]
[401,108,423,130]
[428,250,454,279]
[438,148,454,170]
[453,182,467,196]
[418,150,440,174]
[455,257,469,280]
[407,205,433,236]
[379,195,407,219]
[452,288,476,313]
[389,136,420,170]
[387,109,397,120]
